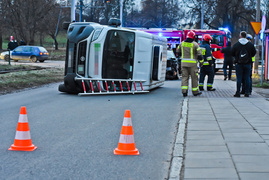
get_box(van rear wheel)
[31,56,37,63]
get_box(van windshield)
[102,30,135,79]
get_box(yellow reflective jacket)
[176,40,203,67]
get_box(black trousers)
[199,65,215,89]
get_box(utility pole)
[71,0,76,22]
[254,0,260,74]
[120,0,123,27]
[0,0,2,50]
[201,0,204,29]
[79,0,83,22]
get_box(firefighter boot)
[194,92,202,96]
[199,86,204,91]
[207,87,216,91]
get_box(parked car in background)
[166,50,180,80]
[1,46,49,63]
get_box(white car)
[0,51,11,61]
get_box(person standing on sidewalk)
[241,34,255,95]
[221,41,233,80]
[199,34,216,91]
[176,30,203,97]
[231,31,256,97]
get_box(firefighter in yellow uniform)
[176,31,203,97]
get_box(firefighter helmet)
[203,34,212,42]
[187,31,195,39]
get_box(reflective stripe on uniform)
[182,60,197,63]
[181,86,188,90]
[182,42,193,48]
[252,56,255,62]
[200,48,206,55]
[199,83,203,87]
[207,84,213,87]
[207,57,212,60]
[203,62,210,65]
[191,48,193,59]
[192,87,199,91]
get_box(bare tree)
[39,5,70,49]
[2,0,57,45]
[127,0,181,28]
[184,0,256,42]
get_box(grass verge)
[47,48,66,60]
[252,74,269,88]
[0,65,64,95]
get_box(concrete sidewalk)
[181,76,269,180]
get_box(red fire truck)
[142,28,231,72]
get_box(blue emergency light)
[260,32,264,40]
[218,27,230,32]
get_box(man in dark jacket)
[241,34,255,94]
[231,31,256,97]
[221,41,233,80]
[8,40,17,50]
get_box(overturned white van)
[58,19,167,95]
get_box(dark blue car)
[11,46,49,62]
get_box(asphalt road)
[0,80,183,179]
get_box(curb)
[169,98,188,180]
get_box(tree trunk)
[54,38,58,50]
[0,28,2,50]
[39,33,43,46]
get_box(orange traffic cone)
[9,106,37,151]
[114,110,139,155]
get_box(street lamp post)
[254,0,261,74]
